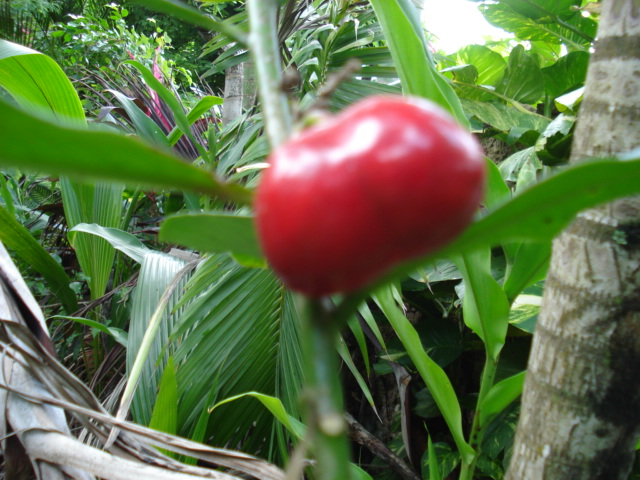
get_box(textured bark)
[505,1,640,479]
[222,60,245,125]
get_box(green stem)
[302,298,352,480]
[247,0,292,148]
[459,355,499,480]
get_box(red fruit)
[255,95,485,297]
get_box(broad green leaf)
[499,147,539,182]
[0,40,122,300]
[500,0,578,20]
[454,250,510,360]
[479,2,596,49]
[0,205,78,312]
[60,178,123,300]
[211,392,306,440]
[497,45,545,104]
[455,45,507,87]
[479,371,526,428]
[368,0,469,128]
[0,40,84,125]
[542,51,589,99]
[460,99,550,133]
[375,285,474,463]
[50,315,128,346]
[509,295,540,333]
[70,223,150,264]
[0,99,253,205]
[159,213,263,263]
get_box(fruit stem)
[246,0,292,148]
[301,297,352,480]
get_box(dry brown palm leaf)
[0,242,285,480]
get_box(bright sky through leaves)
[422,0,509,53]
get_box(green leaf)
[454,156,640,249]
[159,213,263,263]
[60,179,124,299]
[149,356,179,440]
[171,255,303,459]
[168,95,223,146]
[0,99,253,205]
[50,315,128,346]
[455,45,507,87]
[503,241,551,302]
[124,60,207,158]
[375,285,474,463]
[479,371,526,428]
[210,392,306,440]
[542,51,589,99]
[479,2,596,48]
[133,0,246,45]
[421,442,460,480]
[0,40,122,301]
[368,0,469,128]
[427,437,443,480]
[496,45,545,104]
[70,223,150,264]
[127,251,190,425]
[454,250,510,360]
[509,295,540,334]
[0,40,85,125]
[107,89,170,148]
[460,99,550,133]
[337,335,377,414]
[0,205,78,312]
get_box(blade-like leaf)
[368,0,469,128]
[478,371,526,428]
[50,315,128,346]
[454,250,510,361]
[159,213,263,262]
[211,392,306,440]
[374,285,474,463]
[0,205,78,312]
[0,99,253,205]
[70,223,150,264]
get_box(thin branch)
[346,413,420,480]
[247,0,292,148]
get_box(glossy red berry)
[255,95,485,297]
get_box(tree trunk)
[505,1,640,479]
[222,60,245,125]
[222,54,257,125]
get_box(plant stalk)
[459,355,498,480]
[246,0,292,148]
[302,297,352,480]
